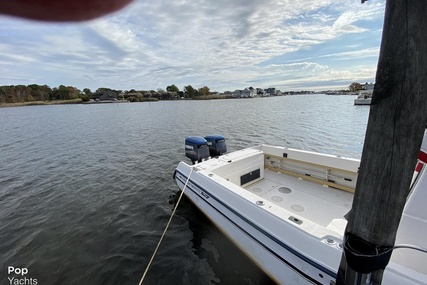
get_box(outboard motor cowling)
[185,136,210,163]
[205,134,227,157]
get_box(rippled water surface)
[0,95,369,285]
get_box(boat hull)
[175,164,339,285]
[354,98,371,105]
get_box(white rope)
[138,167,194,285]
[394,244,427,254]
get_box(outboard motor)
[205,134,227,157]
[185,136,210,163]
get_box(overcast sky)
[0,0,385,92]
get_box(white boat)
[354,84,374,105]
[354,92,372,105]
[174,132,427,285]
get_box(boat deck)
[245,168,353,230]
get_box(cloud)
[0,0,385,91]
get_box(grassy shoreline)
[191,94,233,100]
[0,99,83,108]
[0,98,165,108]
[0,95,240,108]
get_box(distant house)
[165,91,178,99]
[256,88,267,96]
[232,88,255,98]
[266,87,276,96]
[357,83,375,99]
[118,91,126,100]
[362,83,375,92]
[241,88,255,98]
[229,87,288,98]
[232,90,241,98]
[96,89,118,101]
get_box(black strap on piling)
[343,233,394,274]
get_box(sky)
[0,0,385,93]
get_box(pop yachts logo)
[7,266,38,285]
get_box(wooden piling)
[337,0,427,284]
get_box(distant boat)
[354,92,372,105]
[174,132,427,284]
[354,83,374,105]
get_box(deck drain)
[291,204,305,212]
[271,196,283,202]
[278,187,292,194]
[324,238,336,245]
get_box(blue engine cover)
[205,134,227,156]
[185,136,210,163]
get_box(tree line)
[0,84,213,104]
[166,84,210,97]
[348,82,374,92]
[0,84,83,103]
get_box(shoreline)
[0,99,83,108]
[0,98,159,108]
[0,94,332,108]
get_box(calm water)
[0,95,369,285]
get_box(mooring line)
[138,167,194,285]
